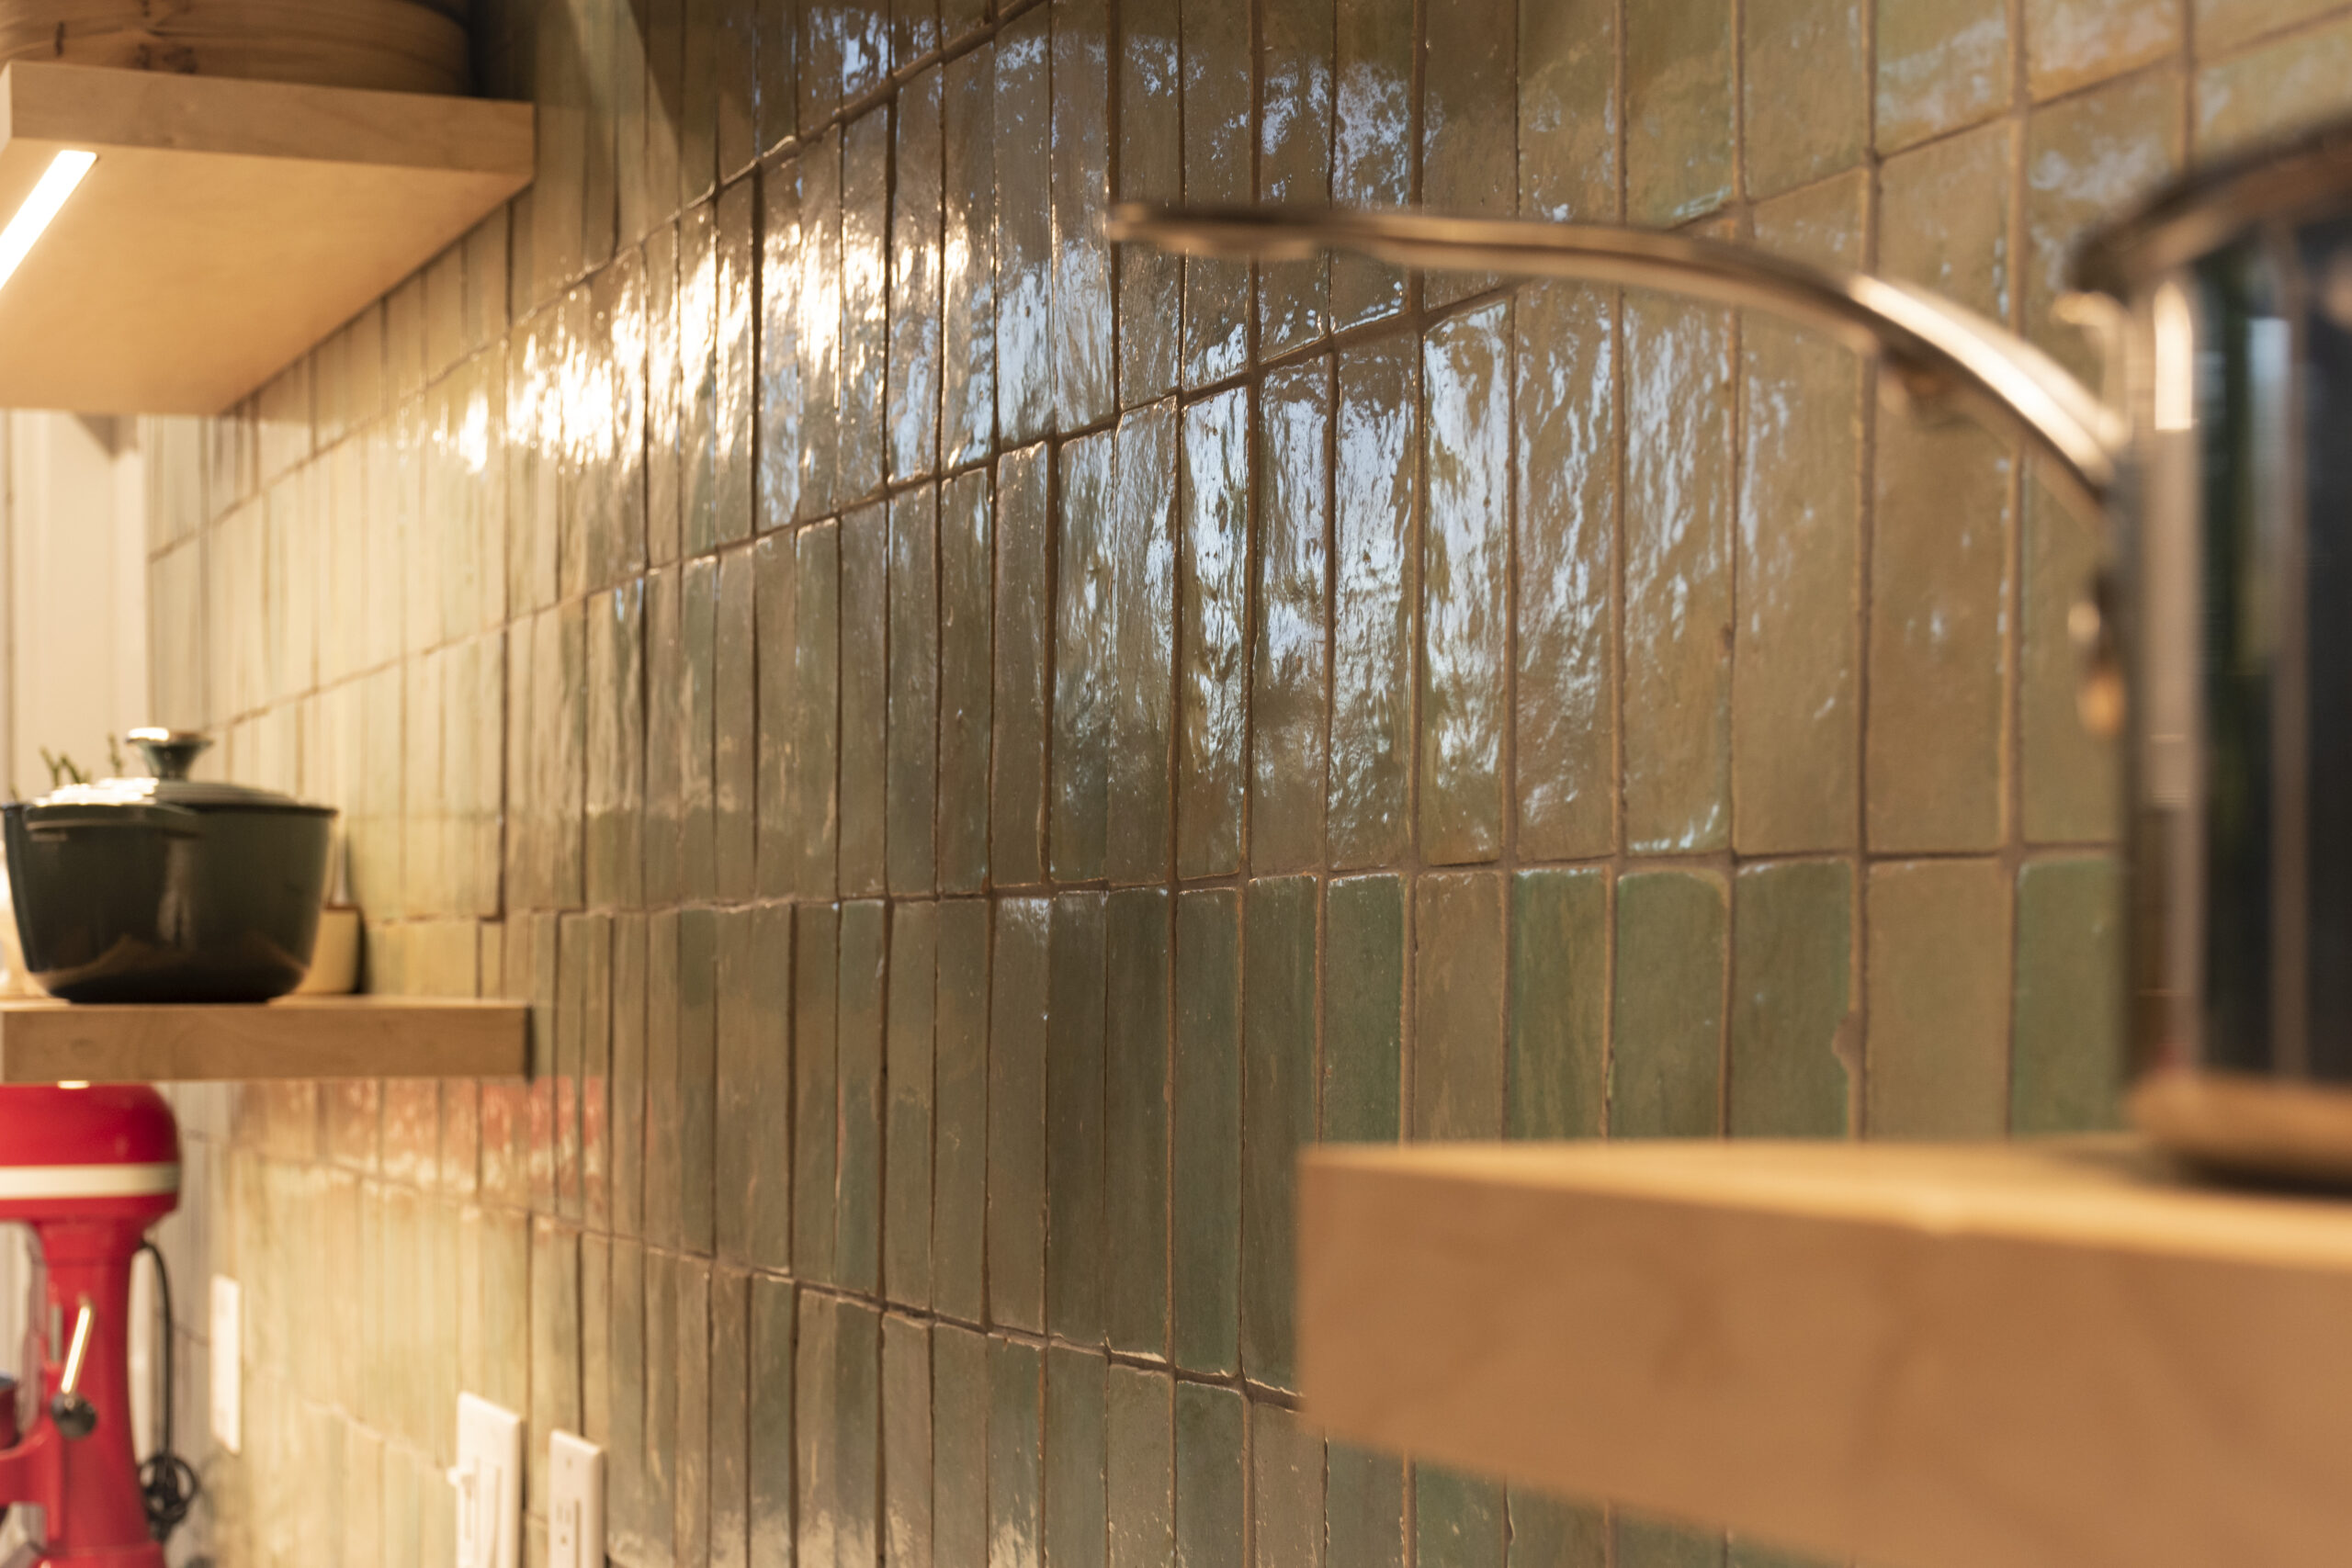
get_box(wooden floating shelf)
[0,60,532,413]
[1301,1137,2352,1568]
[0,996,526,1082]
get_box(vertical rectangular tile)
[1330,338,1418,868]
[1421,0,1514,303]
[994,446,1052,886]
[1178,391,1249,879]
[1327,1447,1405,1568]
[1323,875,1403,1144]
[2022,479,2120,845]
[939,471,995,895]
[1252,1406,1324,1568]
[989,1340,1044,1568]
[1514,283,1617,860]
[715,546,757,898]
[1251,360,1331,872]
[1180,0,1249,384]
[792,522,842,895]
[1615,1517,1724,1568]
[1876,0,2011,152]
[2012,857,2125,1134]
[1420,304,1510,864]
[1118,0,1181,403]
[1171,889,1239,1377]
[842,107,891,504]
[886,904,939,1307]
[841,505,890,896]
[716,175,756,547]
[885,1315,934,1568]
[1625,0,1733,222]
[749,904,796,1271]
[645,909,683,1248]
[1106,1367,1172,1568]
[934,1325,989,1568]
[1729,863,1854,1139]
[794,1292,840,1568]
[836,1303,883,1568]
[647,220,683,564]
[1736,178,1866,856]
[1416,1468,1505,1568]
[1866,859,2011,1137]
[1509,1492,1606,1567]
[1611,871,1728,1137]
[679,907,720,1254]
[989,897,1051,1334]
[1257,0,1332,353]
[797,130,842,520]
[1413,873,1506,1140]
[587,581,648,908]
[758,155,804,530]
[1743,0,1866,198]
[644,1253,679,1562]
[1520,0,1616,220]
[1046,1348,1109,1568]
[1241,876,1316,1393]
[749,1277,795,1568]
[997,9,1055,444]
[645,568,686,902]
[1871,124,2015,854]
[678,0,718,208]
[715,909,759,1263]
[1103,887,1170,1358]
[794,905,840,1283]
[1172,1385,1243,1568]
[530,1220,582,1517]
[943,46,999,468]
[933,899,991,1324]
[2196,19,2352,160]
[1509,868,1608,1140]
[716,0,757,178]
[1046,893,1109,1346]
[613,912,649,1240]
[680,200,720,557]
[1331,0,1412,322]
[753,532,796,896]
[1107,402,1178,883]
[1053,0,1114,427]
[837,900,888,1292]
[1056,432,1116,883]
[1623,298,1734,853]
[892,66,944,481]
[711,1268,749,1568]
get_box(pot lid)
[28,729,331,814]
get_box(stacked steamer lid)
[0,0,470,94]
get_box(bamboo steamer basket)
[0,0,471,95]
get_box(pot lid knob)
[126,728,210,782]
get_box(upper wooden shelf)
[1301,1137,2352,1568]
[0,995,526,1081]
[0,61,532,413]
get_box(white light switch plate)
[209,1276,239,1454]
[548,1430,605,1568]
[451,1393,523,1568]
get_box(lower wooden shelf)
[0,996,526,1082]
[1301,1137,2352,1568]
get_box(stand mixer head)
[0,1083,179,1568]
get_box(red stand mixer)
[0,1084,181,1567]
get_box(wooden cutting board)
[0,0,469,95]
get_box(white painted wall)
[1,412,148,797]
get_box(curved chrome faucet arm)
[1106,202,2127,516]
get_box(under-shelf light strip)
[0,150,96,293]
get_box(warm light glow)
[55,1080,87,1090]
[0,150,95,295]
[2153,279,2195,433]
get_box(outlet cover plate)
[453,1393,523,1568]
[548,1430,605,1568]
[209,1276,239,1454]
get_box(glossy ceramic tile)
[1413,873,1506,1140]
[1416,1466,1504,1568]
[1728,863,1854,1138]
[1240,876,1316,1391]
[1171,889,1240,1378]
[1178,392,1250,879]
[1510,869,1607,1140]
[1876,0,2011,152]
[2025,0,2178,99]
[1054,433,1116,882]
[1324,875,1404,1143]
[1251,361,1332,872]
[1106,1367,1172,1568]
[995,446,1053,886]
[1419,306,1510,864]
[1329,339,1417,868]
[1742,0,1865,199]
[1118,0,1181,400]
[1510,1490,1606,1567]
[1173,1385,1243,1568]
[885,904,939,1306]
[1108,402,1178,886]
[793,905,841,1283]
[2011,856,2126,1134]
[989,898,1051,1334]
[1044,1348,1108,1568]
[1865,860,2012,1137]
[1625,0,1733,223]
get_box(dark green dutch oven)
[2,729,336,1003]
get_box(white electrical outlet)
[548,1431,605,1568]
[450,1393,523,1568]
[209,1276,240,1454]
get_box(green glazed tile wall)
[133,0,2352,1562]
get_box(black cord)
[133,1241,198,1543]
